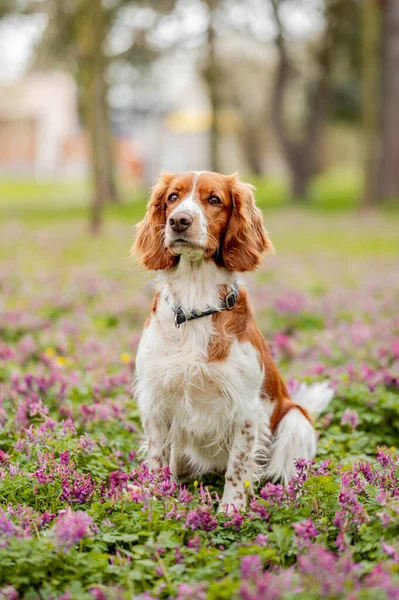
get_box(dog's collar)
[170,283,239,329]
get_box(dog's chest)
[136,307,264,437]
[138,312,218,392]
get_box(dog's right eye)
[168,193,178,203]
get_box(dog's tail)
[264,381,335,485]
[291,381,335,419]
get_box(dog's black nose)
[169,213,193,233]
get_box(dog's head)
[133,171,274,271]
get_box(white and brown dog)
[133,171,333,512]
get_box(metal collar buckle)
[225,291,237,310]
[174,309,187,329]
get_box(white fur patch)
[265,408,317,485]
[160,256,237,312]
[292,381,335,417]
[165,171,208,248]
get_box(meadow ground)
[1,195,399,599]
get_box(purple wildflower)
[41,512,56,526]
[185,506,217,532]
[249,498,270,520]
[260,482,285,505]
[376,446,395,469]
[224,509,245,531]
[54,509,94,550]
[340,409,359,430]
[175,583,206,600]
[187,536,201,552]
[0,451,10,463]
[241,555,262,578]
[0,509,17,537]
[0,586,19,600]
[256,533,268,546]
[60,471,95,504]
[382,541,399,563]
[89,588,107,600]
[109,470,129,493]
[293,518,319,541]
[365,564,399,597]
[357,460,377,484]
[275,292,305,314]
[178,486,194,503]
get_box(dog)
[133,170,334,512]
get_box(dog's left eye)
[208,195,221,205]
[168,193,178,203]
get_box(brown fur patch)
[207,286,313,433]
[132,172,178,271]
[144,292,160,328]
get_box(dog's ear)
[132,172,177,270]
[222,174,274,272]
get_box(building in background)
[0,70,142,182]
[0,65,246,185]
[0,71,78,177]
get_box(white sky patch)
[280,0,323,40]
[149,0,208,50]
[0,14,47,84]
[107,83,136,109]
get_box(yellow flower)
[193,480,199,488]
[45,347,55,358]
[244,480,251,489]
[55,356,71,367]
[390,447,396,452]
[120,353,131,364]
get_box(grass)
[0,167,375,219]
[0,178,147,222]
[0,173,398,258]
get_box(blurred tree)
[376,0,399,203]
[30,0,119,232]
[328,1,362,125]
[269,0,354,201]
[0,2,10,17]
[202,0,223,173]
[32,0,174,233]
[361,0,381,206]
[362,0,399,205]
[231,59,268,176]
[78,1,116,232]
[200,0,270,174]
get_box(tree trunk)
[238,124,265,176]
[204,0,222,173]
[291,168,309,202]
[361,0,381,206]
[86,69,109,234]
[377,0,399,202]
[82,0,110,233]
[76,0,118,232]
[102,86,120,204]
[208,89,220,173]
[270,0,334,203]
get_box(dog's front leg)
[145,417,170,471]
[219,420,256,513]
